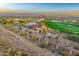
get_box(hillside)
[0,25,54,56]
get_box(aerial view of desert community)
[1,3,79,56]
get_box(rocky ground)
[0,23,79,56]
[0,25,55,56]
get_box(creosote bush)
[3,48,27,56]
[31,36,38,42]
[40,40,49,48]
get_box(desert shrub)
[58,51,69,56]
[63,29,71,34]
[3,48,26,56]
[31,36,38,42]
[15,50,28,56]
[3,48,15,56]
[40,40,49,48]
[15,50,24,56]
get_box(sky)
[0,3,79,16]
[1,3,79,10]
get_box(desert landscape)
[0,3,79,56]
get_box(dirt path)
[0,52,4,56]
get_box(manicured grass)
[44,20,79,35]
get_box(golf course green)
[44,20,79,35]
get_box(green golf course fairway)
[44,20,79,35]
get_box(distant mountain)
[0,13,42,16]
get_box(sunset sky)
[0,3,79,16]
